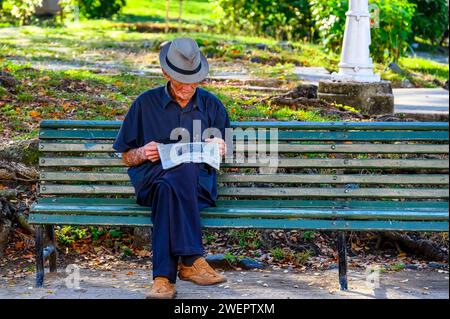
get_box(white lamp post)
[331,0,380,82]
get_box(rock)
[433,79,443,87]
[206,254,234,270]
[444,80,449,91]
[250,57,263,64]
[0,71,18,93]
[277,41,294,52]
[293,84,318,99]
[142,40,152,49]
[427,262,447,270]
[328,263,338,270]
[405,264,419,270]
[387,62,407,75]
[400,79,415,88]
[255,43,268,50]
[237,257,265,270]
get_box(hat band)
[166,56,202,75]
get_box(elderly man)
[113,38,231,299]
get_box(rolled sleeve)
[113,100,142,153]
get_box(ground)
[0,267,448,299]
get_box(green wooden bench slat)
[35,197,449,210]
[201,219,449,232]
[41,172,130,182]
[29,204,449,221]
[28,214,449,231]
[219,174,449,184]
[39,141,450,154]
[39,184,449,198]
[40,157,123,167]
[39,157,449,169]
[40,171,450,185]
[40,142,114,152]
[39,129,449,141]
[225,159,449,169]
[218,187,449,198]
[40,119,449,131]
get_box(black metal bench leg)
[35,226,44,288]
[46,225,57,272]
[337,231,348,291]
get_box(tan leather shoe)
[145,277,176,299]
[178,257,227,286]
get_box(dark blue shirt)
[112,83,231,206]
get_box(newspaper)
[157,142,221,170]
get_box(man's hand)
[122,141,160,167]
[142,141,160,162]
[205,137,226,157]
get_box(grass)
[376,56,449,88]
[399,57,449,81]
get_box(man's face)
[163,70,199,101]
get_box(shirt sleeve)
[112,100,142,153]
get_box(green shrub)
[77,0,126,19]
[409,0,449,45]
[56,226,88,245]
[270,247,285,261]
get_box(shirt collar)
[162,82,204,112]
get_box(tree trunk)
[132,227,152,250]
[0,139,39,182]
[165,0,170,33]
[380,231,448,262]
[178,0,183,33]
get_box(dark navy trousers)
[141,162,215,283]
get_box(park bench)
[29,120,449,290]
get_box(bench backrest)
[37,120,449,217]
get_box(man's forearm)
[122,147,147,167]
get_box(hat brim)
[159,41,209,84]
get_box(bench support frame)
[35,225,57,288]
[337,231,348,290]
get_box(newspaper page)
[157,142,221,170]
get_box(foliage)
[213,0,314,41]
[228,229,261,249]
[310,0,416,62]
[56,226,88,245]
[309,0,347,53]
[0,0,43,25]
[77,0,126,19]
[409,0,449,45]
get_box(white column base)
[331,71,381,83]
